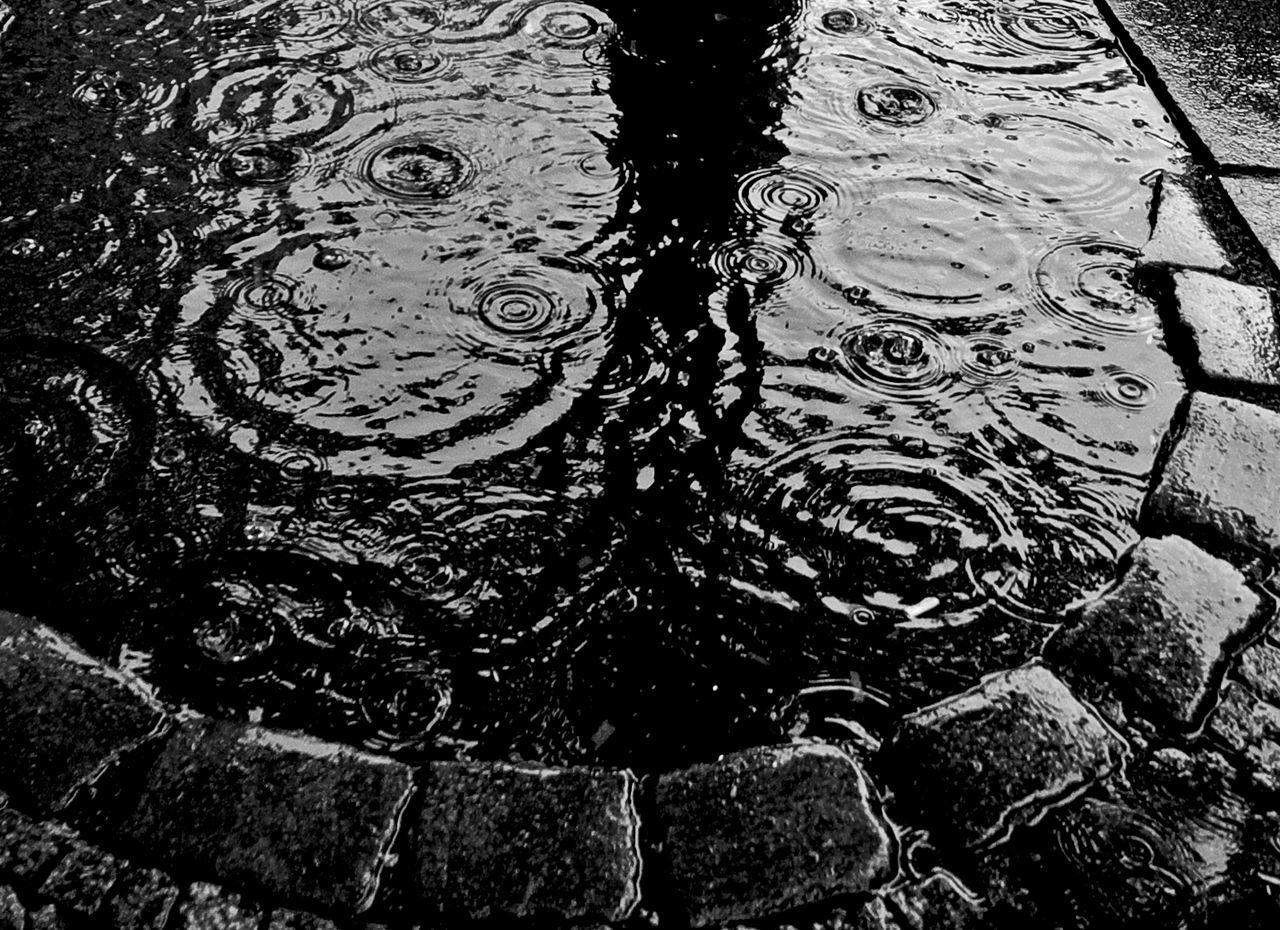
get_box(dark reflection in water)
[0,0,1183,769]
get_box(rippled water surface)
[0,0,1184,768]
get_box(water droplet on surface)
[312,246,351,271]
[856,83,938,126]
[359,662,452,749]
[369,41,449,83]
[820,9,871,36]
[364,137,474,201]
[1033,238,1156,336]
[736,166,839,223]
[356,0,440,38]
[218,140,307,186]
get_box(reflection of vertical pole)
[599,0,799,491]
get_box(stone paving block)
[1138,173,1232,275]
[119,720,414,915]
[1223,175,1280,272]
[0,887,21,930]
[1045,535,1263,728]
[1149,393,1280,558]
[0,808,76,886]
[1238,641,1280,707]
[1105,0,1280,171]
[175,884,262,930]
[28,905,65,930]
[40,839,120,919]
[1173,271,1280,386]
[880,665,1125,849]
[106,868,180,930]
[1207,683,1280,794]
[267,908,337,930]
[885,872,985,929]
[411,760,640,923]
[0,611,167,813]
[654,743,892,927]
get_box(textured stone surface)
[1223,175,1280,271]
[0,612,167,813]
[106,868,180,930]
[1138,173,1233,274]
[41,840,120,919]
[654,743,892,927]
[119,719,414,914]
[1045,535,1262,727]
[411,760,640,923]
[1208,683,1280,779]
[1149,393,1280,557]
[1106,0,1280,170]
[0,887,21,930]
[175,884,262,930]
[1173,271,1280,386]
[0,808,76,886]
[880,665,1125,848]
[885,872,985,929]
[28,905,65,930]
[1238,641,1280,707]
[267,908,338,930]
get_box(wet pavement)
[1104,0,1280,171]
[0,0,1189,771]
[0,0,1279,928]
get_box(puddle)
[0,0,1184,770]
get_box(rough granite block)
[119,720,414,914]
[1045,535,1262,728]
[1238,641,1280,707]
[1223,175,1280,271]
[880,665,1125,848]
[411,760,640,923]
[1149,393,1280,558]
[0,887,21,930]
[28,906,65,930]
[0,611,167,813]
[41,840,121,919]
[267,908,337,930]
[1173,271,1280,386]
[886,872,985,929]
[105,868,180,930]
[1138,174,1232,275]
[175,884,262,930]
[654,743,892,927]
[1209,683,1280,756]
[0,808,77,886]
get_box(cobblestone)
[1222,176,1280,271]
[1238,639,1280,706]
[118,720,413,915]
[1045,535,1263,728]
[105,868,180,930]
[1138,173,1233,274]
[0,612,167,814]
[1148,393,1280,558]
[28,905,65,930]
[0,887,21,930]
[0,808,76,888]
[884,872,984,929]
[40,839,121,919]
[410,760,640,923]
[654,743,892,927]
[880,665,1125,848]
[1172,271,1280,387]
[266,908,337,930]
[175,884,263,930]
